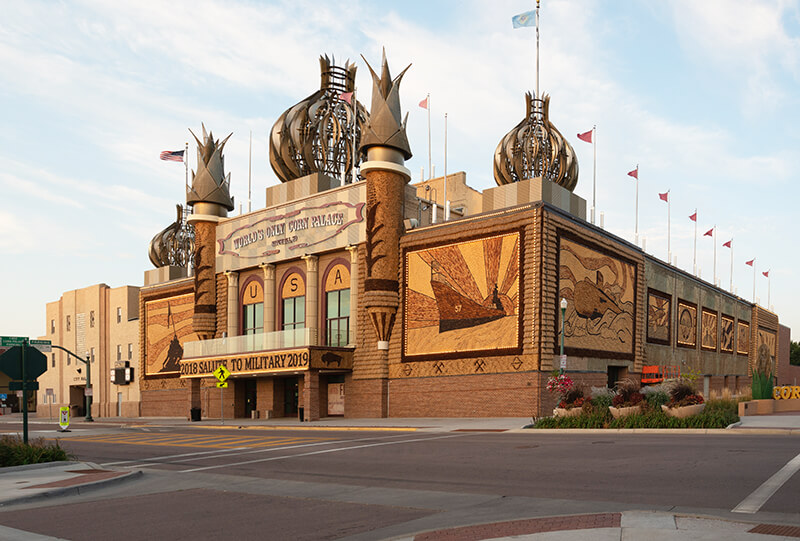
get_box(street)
[0,420,798,540]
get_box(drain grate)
[750,524,800,538]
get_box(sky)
[1,0,799,340]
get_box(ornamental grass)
[0,435,73,467]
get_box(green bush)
[0,436,73,467]
[643,390,669,409]
[532,398,739,429]
[752,371,774,400]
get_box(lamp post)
[560,298,567,374]
[84,352,93,422]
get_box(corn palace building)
[138,53,788,420]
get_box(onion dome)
[269,55,369,183]
[148,204,195,268]
[186,124,235,211]
[493,93,578,191]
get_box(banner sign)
[215,184,365,272]
[180,349,310,378]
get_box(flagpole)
[767,272,771,308]
[248,130,252,213]
[667,190,671,264]
[184,141,189,200]
[753,259,756,304]
[535,0,540,99]
[730,241,734,292]
[352,87,358,184]
[634,165,639,246]
[692,210,697,275]
[426,93,431,179]
[444,112,448,221]
[712,225,717,286]
[592,124,597,224]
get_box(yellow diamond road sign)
[213,365,231,383]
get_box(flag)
[689,212,697,222]
[627,167,638,179]
[745,258,755,267]
[512,10,536,28]
[577,129,593,143]
[160,150,184,162]
[762,270,770,278]
[659,191,669,202]
[339,91,353,105]
[419,96,429,109]
[723,239,732,248]
[704,227,714,237]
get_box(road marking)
[179,433,466,473]
[65,432,329,449]
[100,433,413,467]
[733,451,800,513]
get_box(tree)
[791,341,800,366]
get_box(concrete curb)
[0,469,143,508]
[509,427,800,435]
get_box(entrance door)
[245,379,257,418]
[283,378,298,416]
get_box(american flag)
[160,150,184,162]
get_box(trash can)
[298,407,304,422]
[190,407,201,422]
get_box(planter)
[661,403,705,418]
[553,407,583,418]
[608,405,641,419]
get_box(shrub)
[612,379,645,407]
[0,436,72,467]
[665,380,704,407]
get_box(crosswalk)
[62,432,333,449]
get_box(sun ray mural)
[404,232,521,359]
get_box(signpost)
[0,337,48,444]
[213,366,231,424]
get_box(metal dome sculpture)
[269,55,369,183]
[493,92,578,191]
[148,204,195,269]
[186,124,235,212]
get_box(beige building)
[38,284,141,418]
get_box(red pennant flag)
[762,270,770,278]
[689,212,697,222]
[723,239,732,248]
[703,227,714,237]
[659,191,669,202]
[419,96,429,109]
[627,167,638,179]
[577,129,593,143]
[745,258,755,267]
[339,91,353,105]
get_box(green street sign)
[30,340,52,353]
[9,381,39,391]
[1,336,27,347]
[0,346,48,380]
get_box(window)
[50,319,55,334]
[324,263,351,347]
[90,310,95,328]
[281,272,305,331]
[241,279,264,336]
[128,343,133,360]
[66,315,71,332]
[116,344,121,361]
[117,307,122,324]
[51,354,55,368]
[326,290,350,346]
[91,347,95,363]
[67,354,70,366]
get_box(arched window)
[281,271,305,331]
[241,278,264,336]
[324,262,350,347]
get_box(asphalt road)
[0,424,799,540]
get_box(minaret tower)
[356,51,412,415]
